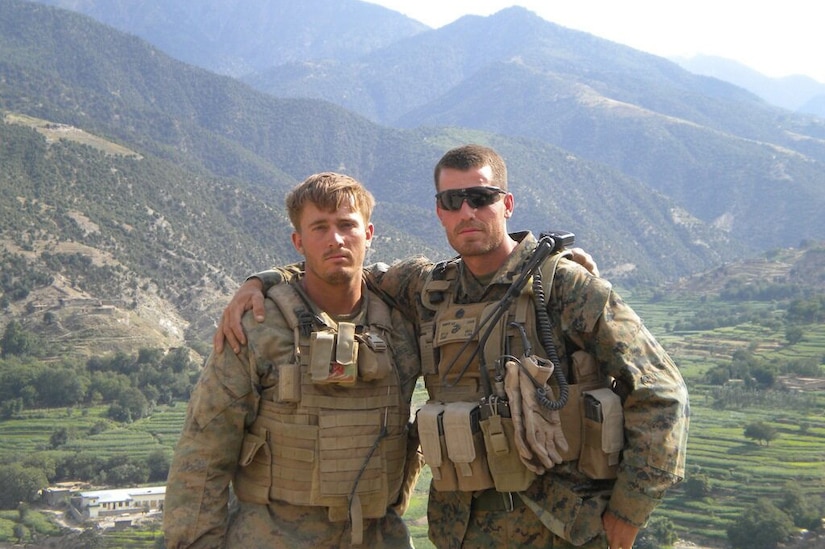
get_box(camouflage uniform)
[366,231,689,549]
[163,278,421,549]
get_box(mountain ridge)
[1,0,823,356]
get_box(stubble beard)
[449,223,502,258]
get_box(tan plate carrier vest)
[233,284,408,543]
[416,253,623,494]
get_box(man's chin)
[452,241,493,257]
[324,270,358,286]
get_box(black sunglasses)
[435,186,506,211]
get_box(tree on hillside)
[635,515,678,548]
[50,427,70,449]
[684,473,713,499]
[785,325,804,345]
[727,499,794,549]
[780,480,825,530]
[108,386,150,422]
[744,421,778,445]
[146,449,171,483]
[102,455,148,486]
[0,463,48,509]
[1,320,37,357]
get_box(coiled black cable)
[532,270,569,410]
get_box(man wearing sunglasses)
[215,145,688,549]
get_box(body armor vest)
[233,282,408,536]
[416,253,620,492]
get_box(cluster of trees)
[704,348,823,390]
[666,285,825,335]
[786,294,825,324]
[666,301,780,333]
[719,279,808,302]
[682,469,823,549]
[0,448,171,510]
[0,251,53,307]
[40,252,129,300]
[0,342,197,420]
[726,483,825,549]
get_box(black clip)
[294,308,314,338]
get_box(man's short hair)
[286,172,375,230]
[433,144,508,191]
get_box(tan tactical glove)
[504,356,568,473]
[519,355,568,468]
[504,359,543,473]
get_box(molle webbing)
[234,283,406,532]
[420,260,552,404]
[416,251,615,479]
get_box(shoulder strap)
[266,283,316,349]
[420,258,459,312]
[365,289,393,332]
[537,250,572,299]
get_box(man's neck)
[300,276,362,316]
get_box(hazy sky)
[365,0,824,83]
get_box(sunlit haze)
[365,0,824,83]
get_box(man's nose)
[330,231,345,246]
[458,199,477,216]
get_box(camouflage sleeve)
[553,260,689,527]
[389,307,423,404]
[387,307,425,515]
[252,263,303,292]
[163,346,258,548]
[365,256,434,322]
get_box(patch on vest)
[436,317,477,344]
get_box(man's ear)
[291,231,304,255]
[503,192,514,218]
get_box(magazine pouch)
[479,397,536,492]
[578,388,623,479]
[417,403,458,491]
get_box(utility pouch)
[558,386,583,462]
[234,430,271,504]
[479,397,536,492]
[579,388,623,479]
[309,324,357,385]
[417,403,458,491]
[443,402,494,492]
[558,351,605,462]
[277,363,301,402]
[357,333,391,381]
[418,321,437,375]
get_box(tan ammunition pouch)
[555,351,621,479]
[418,401,495,492]
[479,397,537,492]
[233,283,407,543]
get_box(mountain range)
[1,0,824,355]
[673,54,825,118]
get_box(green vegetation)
[0,508,63,545]
[1,1,824,546]
[625,284,825,547]
[0,274,823,547]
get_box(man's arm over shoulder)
[364,256,434,322]
[214,264,303,353]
